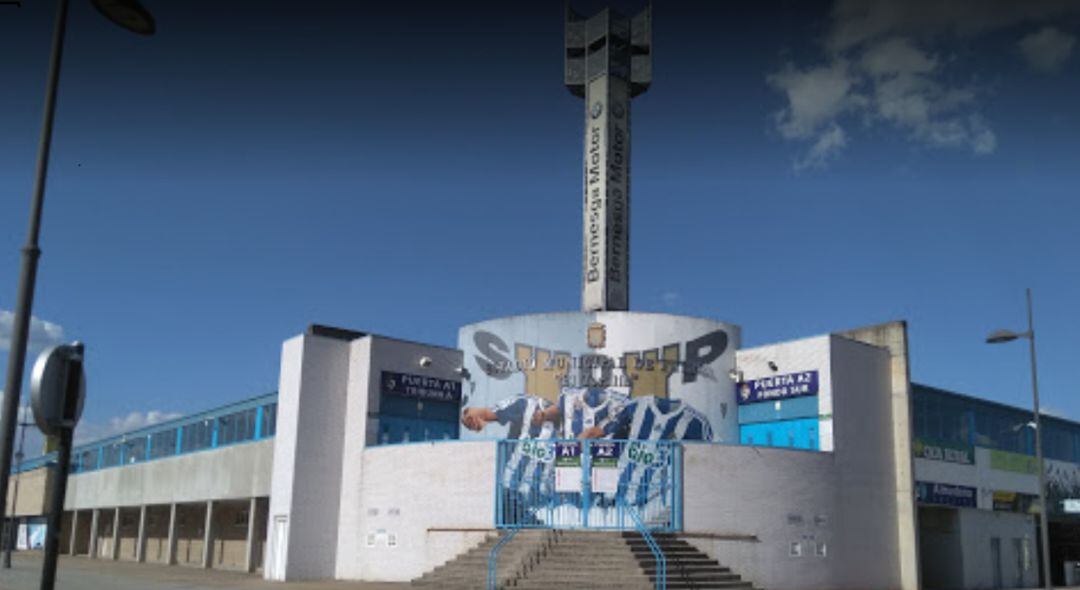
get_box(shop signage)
[992,490,1037,513]
[737,371,818,405]
[380,371,461,403]
[989,449,1038,474]
[912,438,974,465]
[1064,499,1080,514]
[916,481,977,508]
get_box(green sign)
[990,449,1038,474]
[912,438,973,465]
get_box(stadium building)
[2,5,1071,590]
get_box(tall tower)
[565,3,651,312]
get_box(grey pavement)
[0,552,411,590]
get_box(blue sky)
[1,1,1078,452]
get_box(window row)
[70,402,278,473]
[914,386,1080,463]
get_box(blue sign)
[555,442,582,467]
[590,441,621,466]
[380,371,462,403]
[916,481,977,508]
[737,371,819,405]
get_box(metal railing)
[495,439,681,532]
[486,527,520,590]
[13,392,278,475]
[625,497,666,590]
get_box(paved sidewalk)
[0,552,412,590]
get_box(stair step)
[411,530,757,590]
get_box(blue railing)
[486,527,520,590]
[625,498,667,590]
[495,439,681,532]
[13,392,278,475]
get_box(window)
[149,429,177,459]
[219,408,256,446]
[125,438,146,464]
[182,419,213,452]
[101,443,123,468]
[261,403,277,437]
[74,449,97,472]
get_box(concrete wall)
[351,441,496,582]
[683,445,840,590]
[959,508,1037,589]
[840,321,920,590]
[267,333,351,581]
[142,505,172,563]
[211,500,257,570]
[7,467,49,516]
[335,335,463,580]
[64,439,272,509]
[174,503,207,566]
[686,333,902,590]
[829,334,902,588]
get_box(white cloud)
[827,0,1080,53]
[0,310,65,353]
[1019,27,1076,72]
[767,60,862,140]
[74,410,183,445]
[768,0,1079,170]
[661,291,681,307]
[795,124,848,171]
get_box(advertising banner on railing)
[458,312,739,444]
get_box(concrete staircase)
[411,530,556,590]
[625,532,756,590]
[412,529,756,590]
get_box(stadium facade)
[2,4,1069,590]
[9,319,1075,589]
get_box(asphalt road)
[0,552,412,590]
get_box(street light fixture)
[91,0,155,35]
[986,288,1051,589]
[0,0,155,571]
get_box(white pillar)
[68,510,79,556]
[111,507,120,560]
[166,503,178,566]
[88,509,100,559]
[201,500,215,569]
[244,497,258,573]
[135,505,147,563]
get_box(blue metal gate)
[494,439,681,531]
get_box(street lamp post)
[0,0,154,570]
[987,288,1052,589]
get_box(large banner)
[458,312,739,444]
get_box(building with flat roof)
[0,6,1060,590]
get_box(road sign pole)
[39,428,71,590]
